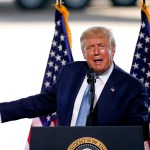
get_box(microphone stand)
[86,68,96,125]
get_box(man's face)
[82,36,115,74]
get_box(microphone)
[86,68,96,125]
[87,68,96,92]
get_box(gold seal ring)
[67,137,107,150]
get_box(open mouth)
[94,59,102,63]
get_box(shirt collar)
[97,63,114,84]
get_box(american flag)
[130,6,150,119]
[130,6,150,149]
[25,4,74,150]
[37,4,73,126]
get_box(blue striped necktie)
[75,84,91,126]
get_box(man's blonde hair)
[80,26,116,51]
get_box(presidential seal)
[67,137,107,150]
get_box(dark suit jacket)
[0,61,149,139]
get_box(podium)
[30,126,144,150]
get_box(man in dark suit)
[0,26,149,140]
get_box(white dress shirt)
[70,63,114,126]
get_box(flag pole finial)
[141,0,150,24]
[56,0,62,6]
[143,0,146,7]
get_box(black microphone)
[86,68,96,125]
[87,68,96,92]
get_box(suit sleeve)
[0,84,57,123]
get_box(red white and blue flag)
[130,4,150,122]
[25,4,73,150]
[130,4,150,149]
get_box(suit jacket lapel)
[64,62,89,125]
[69,62,88,103]
[93,65,121,117]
